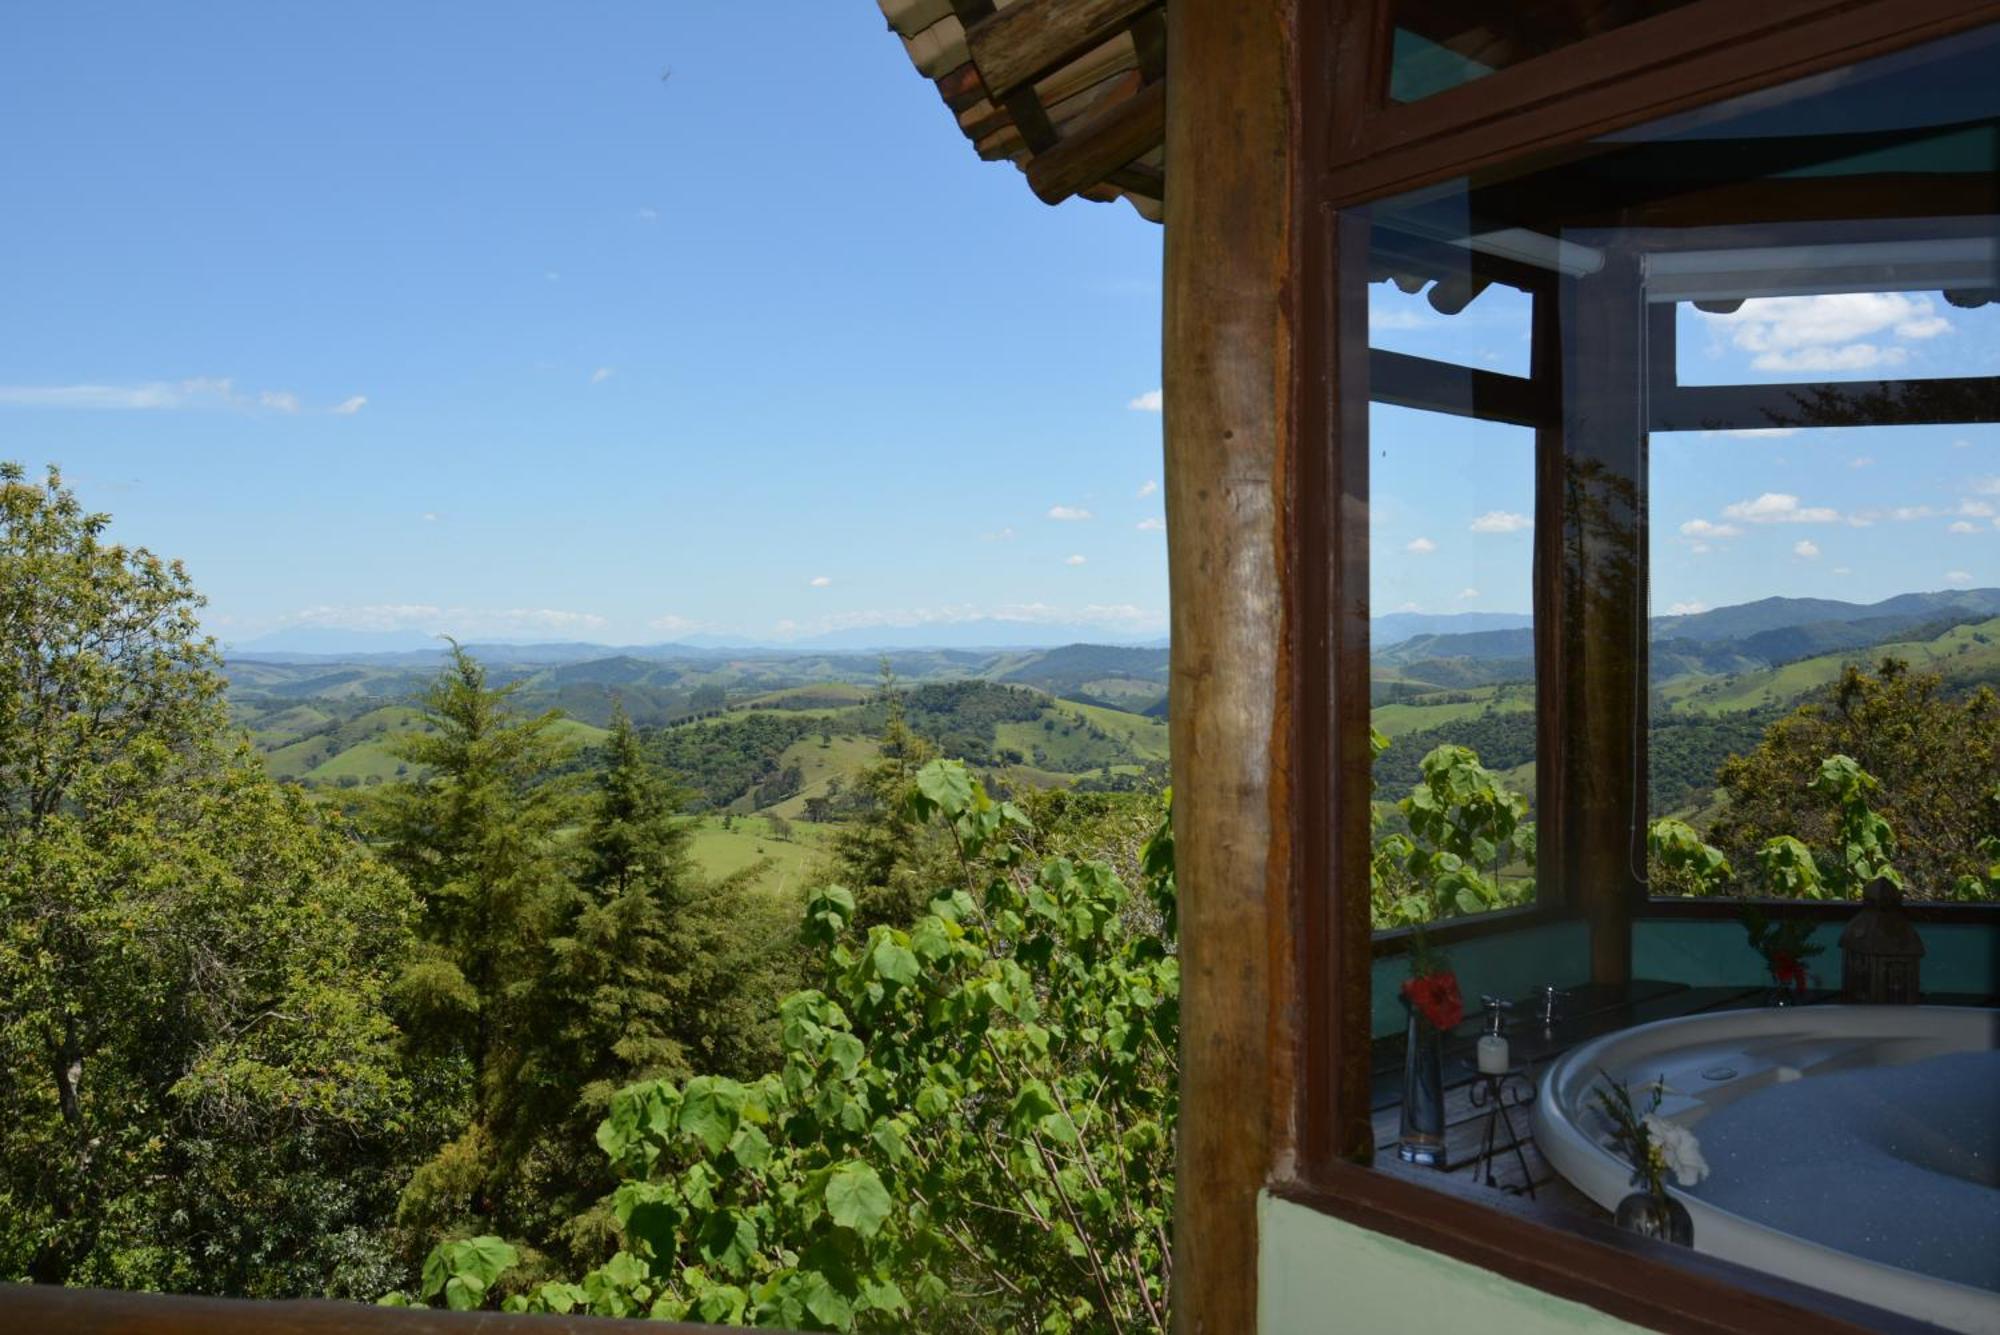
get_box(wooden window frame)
[1282,1,2000,1331]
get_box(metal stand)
[1467,1068,1538,1198]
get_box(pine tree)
[828,661,951,926]
[553,707,700,1099]
[375,643,576,1250]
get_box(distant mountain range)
[231,619,1172,658]
[1371,587,2000,689]
[227,589,2000,680]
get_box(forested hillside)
[6,463,1993,1328]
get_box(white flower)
[1644,1113,1709,1187]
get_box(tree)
[1370,739,1536,928]
[826,667,951,928]
[0,463,415,1295]
[506,707,705,1254]
[389,761,1179,1332]
[374,644,577,1253]
[1706,660,1998,900]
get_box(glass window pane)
[1388,0,1703,103]
[1354,23,2000,1312]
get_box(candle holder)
[1466,1066,1538,1198]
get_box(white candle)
[1477,1031,1510,1075]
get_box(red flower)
[1770,950,1808,994]
[1401,970,1464,1031]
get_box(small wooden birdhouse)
[1839,877,1925,1004]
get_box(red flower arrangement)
[1401,969,1464,1031]
[1768,949,1808,995]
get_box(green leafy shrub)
[392,760,1177,1331]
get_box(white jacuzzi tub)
[1533,1005,2000,1334]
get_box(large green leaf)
[914,760,973,817]
[824,1160,892,1238]
[871,936,919,987]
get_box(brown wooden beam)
[1163,0,1298,1328]
[0,1285,735,1335]
[1368,349,1544,428]
[1026,77,1165,205]
[966,0,1158,104]
[1655,375,2000,433]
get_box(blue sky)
[1,5,1991,649]
[0,3,1167,646]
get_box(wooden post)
[1163,0,1302,1329]
[1557,246,1647,985]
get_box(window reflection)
[1354,23,2000,1321]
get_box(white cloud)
[1667,601,1707,615]
[1405,536,1437,554]
[1850,456,1873,469]
[981,526,1017,542]
[287,604,608,636]
[1369,308,1434,332]
[332,394,368,415]
[1047,505,1093,521]
[1679,519,1742,539]
[259,389,301,413]
[1128,389,1163,412]
[1946,570,1973,585]
[421,512,439,522]
[1722,492,1840,524]
[1136,517,1166,532]
[3,377,236,412]
[1961,500,1996,518]
[1064,554,1087,566]
[1972,476,2000,496]
[1137,479,1158,498]
[808,576,832,588]
[1793,539,1820,559]
[649,613,711,636]
[1832,566,1853,576]
[1396,601,1422,613]
[1469,510,1531,534]
[1699,292,1951,372]
[590,366,614,384]
[637,207,659,222]
[1948,521,1978,534]
[1456,587,1480,600]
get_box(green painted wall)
[1370,915,1994,1034]
[1258,1194,1648,1333]
[1633,918,1996,995]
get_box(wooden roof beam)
[1026,76,1166,205]
[966,0,1160,104]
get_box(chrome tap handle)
[1536,984,1570,1026]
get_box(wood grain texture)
[1162,0,1297,1328]
[1027,77,1164,204]
[966,0,1158,103]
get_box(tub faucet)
[1536,984,1569,1028]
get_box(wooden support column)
[1556,246,1648,985]
[1164,0,1309,1330]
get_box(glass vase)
[1397,1003,1447,1167]
[1614,1190,1694,1245]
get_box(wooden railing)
[0,1284,765,1334]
